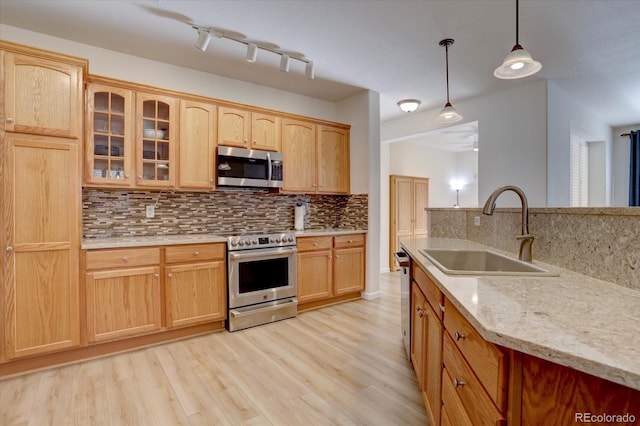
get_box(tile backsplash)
[83,189,368,238]
[429,208,640,289]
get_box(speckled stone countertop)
[400,237,640,391]
[82,229,367,249]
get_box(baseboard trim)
[362,290,381,300]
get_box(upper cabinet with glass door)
[136,93,177,188]
[85,83,133,186]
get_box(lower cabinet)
[165,244,226,328]
[297,233,365,307]
[85,247,162,343]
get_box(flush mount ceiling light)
[436,38,463,124]
[192,25,315,79]
[494,0,542,79]
[397,99,421,113]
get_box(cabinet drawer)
[444,298,507,410]
[86,247,160,270]
[443,334,505,425]
[333,233,365,248]
[297,236,332,252]
[165,243,225,263]
[413,264,444,319]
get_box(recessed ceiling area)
[0,0,638,127]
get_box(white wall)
[383,79,548,208]
[337,90,381,299]
[613,124,640,206]
[547,80,613,206]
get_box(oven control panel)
[227,233,296,250]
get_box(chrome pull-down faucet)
[482,185,534,262]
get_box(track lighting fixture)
[192,25,315,79]
[305,62,315,80]
[494,0,542,79]
[245,43,258,62]
[436,38,463,124]
[397,99,421,113]
[280,53,290,72]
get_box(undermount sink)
[419,248,559,277]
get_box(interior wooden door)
[390,176,413,270]
[413,178,429,236]
[3,134,80,359]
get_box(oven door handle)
[230,298,298,318]
[228,246,297,259]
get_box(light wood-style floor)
[0,272,427,425]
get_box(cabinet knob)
[167,273,173,278]
[453,378,465,389]
[122,256,128,262]
[439,303,445,312]
[194,251,200,256]
[210,178,214,182]
[154,273,159,278]
[124,174,130,179]
[327,255,332,259]
[348,239,353,243]
[6,117,14,123]
[5,246,13,252]
[335,255,339,259]
[454,331,465,341]
[138,175,143,179]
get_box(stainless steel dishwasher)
[394,250,411,360]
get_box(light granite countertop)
[82,229,366,249]
[400,237,640,391]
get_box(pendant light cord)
[445,43,451,104]
[515,0,519,46]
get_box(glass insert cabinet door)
[136,93,177,187]
[86,84,133,185]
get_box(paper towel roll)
[295,205,305,230]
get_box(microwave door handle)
[267,152,273,182]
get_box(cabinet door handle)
[454,331,465,341]
[122,256,128,262]
[327,255,332,259]
[5,246,13,252]
[6,117,14,123]
[335,255,339,259]
[138,175,143,179]
[348,239,353,243]
[154,273,159,278]
[194,251,200,256]
[439,303,445,312]
[453,378,465,388]
[167,273,173,278]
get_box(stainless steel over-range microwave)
[216,146,283,188]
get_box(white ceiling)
[1,0,639,128]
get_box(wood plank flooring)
[0,272,427,425]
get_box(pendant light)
[494,0,542,79]
[436,38,463,124]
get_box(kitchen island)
[401,236,640,425]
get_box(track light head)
[245,43,258,62]
[280,53,290,72]
[305,61,315,79]
[195,29,212,52]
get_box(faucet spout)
[482,185,533,261]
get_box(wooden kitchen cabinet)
[217,106,280,151]
[179,100,217,189]
[135,92,178,188]
[317,125,350,194]
[1,45,84,139]
[297,234,365,309]
[282,118,317,192]
[165,243,227,328]
[85,247,161,343]
[85,83,134,186]
[411,278,443,426]
[282,120,350,194]
[2,133,81,359]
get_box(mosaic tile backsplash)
[83,189,368,238]
[429,208,640,290]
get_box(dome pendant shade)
[494,44,542,79]
[436,102,463,123]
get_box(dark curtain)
[630,130,640,206]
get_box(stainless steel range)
[226,232,298,332]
